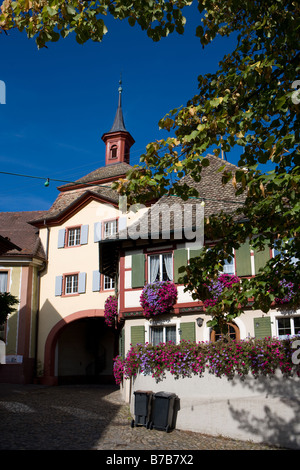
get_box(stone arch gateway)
[42,310,118,385]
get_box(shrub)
[113,336,300,385]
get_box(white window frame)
[103,219,118,239]
[276,316,300,339]
[148,252,173,283]
[67,227,81,247]
[65,274,78,295]
[223,252,235,275]
[104,275,115,290]
[145,319,180,345]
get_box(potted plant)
[104,295,118,327]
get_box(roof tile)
[0,211,47,259]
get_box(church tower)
[102,80,135,166]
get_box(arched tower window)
[110,145,117,159]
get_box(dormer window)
[110,145,117,159]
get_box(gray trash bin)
[131,390,153,428]
[149,391,177,432]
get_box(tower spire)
[102,77,135,166]
[109,75,126,133]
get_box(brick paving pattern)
[0,384,285,451]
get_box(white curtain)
[149,255,160,283]
[0,272,8,293]
[166,326,176,343]
[163,253,173,281]
[223,259,235,274]
[152,327,163,346]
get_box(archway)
[43,310,118,385]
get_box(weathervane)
[118,73,122,95]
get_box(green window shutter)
[174,249,188,283]
[131,325,145,346]
[131,253,145,288]
[235,240,252,277]
[189,248,202,260]
[119,328,125,359]
[254,317,271,339]
[253,245,270,274]
[180,322,196,342]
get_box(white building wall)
[37,199,121,367]
[123,369,300,449]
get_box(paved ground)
[0,383,286,451]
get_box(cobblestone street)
[0,383,285,451]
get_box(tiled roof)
[31,186,120,225]
[104,155,246,240]
[58,162,133,190]
[0,235,21,255]
[0,211,47,259]
[31,162,134,224]
[177,154,245,217]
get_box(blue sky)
[0,2,239,212]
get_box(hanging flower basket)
[140,281,178,318]
[203,274,240,308]
[104,295,118,327]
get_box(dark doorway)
[57,317,117,385]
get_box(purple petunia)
[140,281,178,318]
[204,274,240,308]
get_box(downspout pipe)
[34,220,49,381]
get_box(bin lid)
[134,390,153,395]
[154,391,177,399]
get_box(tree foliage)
[0,292,19,326]
[0,0,192,47]
[1,0,299,328]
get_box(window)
[0,272,8,293]
[148,253,173,283]
[110,145,117,159]
[104,275,115,290]
[273,238,298,265]
[65,274,78,295]
[56,272,86,296]
[67,227,81,247]
[223,254,235,275]
[210,323,240,342]
[103,219,118,238]
[58,225,88,249]
[151,325,177,346]
[277,316,300,339]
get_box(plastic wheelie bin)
[131,390,153,428]
[149,391,177,432]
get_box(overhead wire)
[0,170,245,205]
